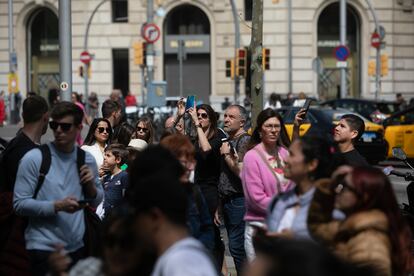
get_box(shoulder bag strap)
[253,147,283,193]
[33,145,51,199]
[76,147,87,194]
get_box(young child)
[102,143,129,218]
[333,114,369,166]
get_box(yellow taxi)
[383,106,414,158]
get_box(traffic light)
[381,54,389,76]
[262,48,270,70]
[225,59,235,79]
[133,42,146,65]
[78,66,84,78]
[236,48,247,78]
[368,60,376,76]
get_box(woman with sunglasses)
[308,166,414,276]
[82,118,112,169]
[266,136,338,240]
[133,117,154,144]
[187,103,226,266]
[241,108,292,261]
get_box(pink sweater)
[241,143,294,222]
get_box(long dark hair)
[196,104,218,140]
[297,136,338,180]
[248,108,290,150]
[134,117,154,144]
[351,167,413,276]
[83,118,112,146]
[112,122,135,147]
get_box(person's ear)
[115,156,122,165]
[350,130,358,140]
[307,159,319,174]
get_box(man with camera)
[215,104,250,274]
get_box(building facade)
[0,0,413,108]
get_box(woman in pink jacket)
[241,108,293,261]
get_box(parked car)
[276,106,387,164]
[321,98,399,124]
[383,106,414,159]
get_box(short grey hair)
[227,104,248,122]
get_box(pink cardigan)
[241,143,294,222]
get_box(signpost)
[142,23,161,44]
[371,32,381,49]
[334,45,350,61]
[80,51,92,64]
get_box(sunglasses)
[97,127,111,134]
[136,126,149,133]
[197,113,208,119]
[49,121,73,132]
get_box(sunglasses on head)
[136,126,149,132]
[197,113,208,119]
[97,127,111,134]
[334,175,358,195]
[49,121,73,132]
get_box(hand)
[187,107,199,125]
[214,209,221,226]
[99,165,110,178]
[177,98,185,117]
[220,142,231,155]
[54,197,80,213]
[332,165,353,180]
[48,244,71,276]
[79,165,94,187]
[294,108,306,127]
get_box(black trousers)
[198,184,225,270]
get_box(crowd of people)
[0,91,414,276]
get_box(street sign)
[60,82,69,91]
[336,61,348,68]
[142,23,161,43]
[80,51,92,65]
[333,45,350,61]
[371,32,381,49]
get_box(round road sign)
[371,32,381,49]
[60,82,69,91]
[333,45,350,61]
[80,51,91,64]
[142,23,161,43]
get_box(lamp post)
[339,0,347,98]
[230,0,241,104]
[59,0,72,101]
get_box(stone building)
[0,0,413,108]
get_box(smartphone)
[302,98,313,112]
[185,95,196,111]
[78,199,93,205]
[300,98,313,119]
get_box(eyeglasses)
[49,121,73,132]
[136,126,149,133]
[97,127,111,134]
[197,113,208,119]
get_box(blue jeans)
[223,196,246,274]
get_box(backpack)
[34,144,102,257]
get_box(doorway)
[317,3,361,100]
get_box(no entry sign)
[80,51,92,65]
[333,45,350,61]
[371,32,381,49]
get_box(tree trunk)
[249,0,263,129]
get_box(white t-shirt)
[151,237,218,276]
[81,143,104,168]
